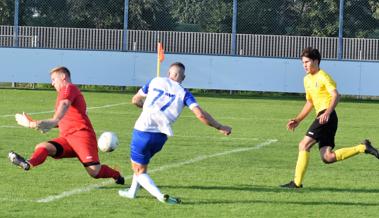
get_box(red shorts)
[50,129,99,165]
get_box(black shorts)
[306,110,338,149]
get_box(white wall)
[1,47,378,96]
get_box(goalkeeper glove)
[15,112,37,128]
[15,113,57,133]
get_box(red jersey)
[56,83,94,136]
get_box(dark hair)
[170,62,185,72]
[50,66,71,78]
[301,47,321,64]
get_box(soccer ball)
[98,131,119,152]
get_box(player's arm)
[15,99,71,133]
[287,100,313,131]
[318,89,340,124]
[132,81,150,108]
[191,106,232,136]
[36,99,71,132]
[132,91,146,108]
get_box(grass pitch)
[1,89,379,218]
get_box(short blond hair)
[50,66,71,78]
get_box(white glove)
[15,112,36,128]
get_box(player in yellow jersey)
[281,47,379,188]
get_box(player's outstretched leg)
[8,151,31,171]
[119,174,140,199]
[91,164,125,185]
[136,173,181,204]
[159,194,181,205]
[363,139,379,158]
[280,181,303,189]
[118,188,135,199]
[115,176,125,185]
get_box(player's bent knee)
[132,165,147,175]
[134,167,147,175]
[35,142,56,156]
[35,142,48,150]
[298,142,310,151]
[88,172,97,178]
[85,165,101,178]
[321,155,335,164]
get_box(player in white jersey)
[119,62,232,204]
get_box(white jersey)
[134,77,198,136]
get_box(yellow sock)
[334,144,365,161]
[294,151,310,187]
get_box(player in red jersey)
[9,66,124,185]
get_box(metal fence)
[1,1,378,61]
[1,25,378,61]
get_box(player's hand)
[287,119,299,131]
[317,112,330,124]
[36,119,58,133]
[15,112,37,128]
[219,125,232,136]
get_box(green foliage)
[0,0,13,25]
[344,0,379,38]
[128,0,176,30]
[237,0,379,38]
[1,0,378,37]
[170,0,232,33]
[20,0,125,28]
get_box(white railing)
[0,34,38,47]
[1,25,378,60]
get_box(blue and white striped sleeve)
[183,89,198,109]
[139,79,152,96]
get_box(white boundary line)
[35,139,277,203]
[0,125,21,128]
[173,135,259,141]
[0,198,30,202]
[0,102,128,118]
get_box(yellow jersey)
[304,69,337,114]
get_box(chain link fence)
[0,0,14,25]
[237,0,379,38]
[0,0,124,28]
[0,0,378,59]
[0,0,377,36]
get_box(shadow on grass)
[97,184,379,206]
[181,198,379,207]
[96,185,126,190]
[160,184,379,194]
[158,184,379,206]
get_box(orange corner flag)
[157,42,164,77]
[158,42,165,62]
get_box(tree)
[344,0,379,38]
[170,0,232,32]
[67,0,124,29]
[284,0,378,38]
[22,0,71,27]
[0,0,14,25]
[237,0,291,35]
[128,0,175,30]
[291,0,340,37]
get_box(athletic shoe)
[118,188,136,199]
[159,194,181,205]
[8,151,30,171]
[115,176,125,185]
[280,181,303,188]
[363,139,379,159]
